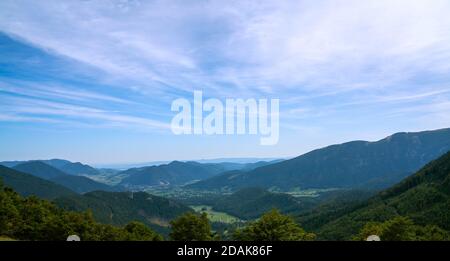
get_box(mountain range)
[94,158,282,170]
[1,128,450,240]
[0,165,77,199]
[1,159,100,175]
[118,160,280,188]
[0,157,282,193]
[297,150,450,239]
[188,128,450,191]
[0,164,193,235]
[10,161,121,194]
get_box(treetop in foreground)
[233,209,316,241]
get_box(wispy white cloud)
[0,95,170,131]
[1,0,450,98]
[1,0,450,137]
[0,80,131,104]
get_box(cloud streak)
[0,94,170,131]
[0,0,450,162]
[1,0,450,97]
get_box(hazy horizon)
[1,127,448,165]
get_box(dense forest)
[211,187,317,219]
[0,179,318,241]
[54,191,193,235]
[297,151,450,240]
[1,174,448,241]
[0,179,161,241]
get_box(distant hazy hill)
[302,150,450,240]
[0,165,76,199]
[212,187,316,220]
[0,160,26,168]
[54,191,192,234]
[13,161,67,180]
[1,158,279,189]
[203,160,283,172]
[118,160,277,187]
[188,128,450,191]
[96,158,282,170]
[1,159,70,169]
[39,159,72,169]
[118,161,218,187]
[194,158,284,164]
[12,161,119,193]
[1,159,100,176]
[57,162,100,176]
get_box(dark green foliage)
[124,221,162,241]
[169,212,213,241]
[0,182,161,241]
[189,128,450,191]
[210,221,243,240]
[306,151,450,240]
[212,188,316,220]
[233,209,315,241]
[353,216,449,241]
[297,190,376,231]
[0,165,76,199]
[54,191,193,235]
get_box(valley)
[1,128,450,241]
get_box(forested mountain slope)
[189,128,450,191]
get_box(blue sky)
[1,0,450,165]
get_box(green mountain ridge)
[0,165,77,199]
[12,161,120,193]
[118,161,220,187]
[49,175,122,194]
[0,159,71,169]
[1,159,101,176]
[0,180,162,241]
[211,187,317,220]
[54,191,193,235]
[13,161,67,180]
[118,160,276,188]
[58,162,100,176]
[188,128,450,191]
[299,150,450,240]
